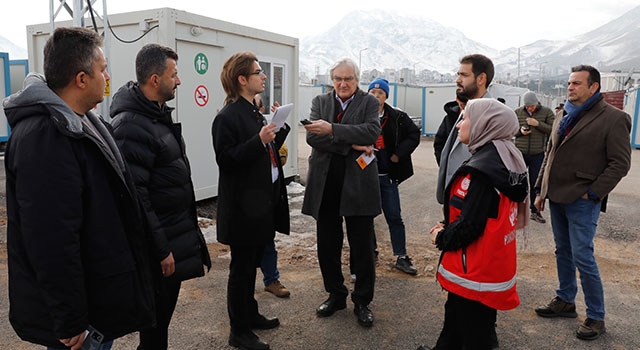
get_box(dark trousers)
[227,244,265,334]
[434,292,498,350]
[137,279,182,350]
[316,155,376,306]
[522,152,544,213]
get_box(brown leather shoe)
[264,280,290,298]
[576,318,606,340]
[534,296,577,318]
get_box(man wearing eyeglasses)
[212,51,290,350]
[301,57,381,327]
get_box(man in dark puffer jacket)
[110,44,212,350]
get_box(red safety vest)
[437,173,520,311]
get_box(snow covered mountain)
[0,36,27,60]
[494,5,640,82]
[300,10,498,79]
[3,5,639,83]
[300,6,640,83]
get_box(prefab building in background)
[26,7,300,200]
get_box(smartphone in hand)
[300,119,312,125]
[80,326,104,350]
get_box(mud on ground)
[1,128,639,349]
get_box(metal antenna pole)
[48,0,110,116]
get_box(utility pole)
[516,48,520,88]
[48,0,110,118]
[538,62,546,94]
[359,47,368,79]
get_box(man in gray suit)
[435,54,494,204]
[534,65,631,341]
[301,57,381,327]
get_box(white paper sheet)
[271,103,293,131]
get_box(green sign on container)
[194,53,208,75]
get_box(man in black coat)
[4,27,155,349]
[434,92,468,166]
[366,78,421,275]
[110,43,211,350]
[212,51,290,350]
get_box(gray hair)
[329,57,360,83]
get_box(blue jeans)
[260,241,280,286]
[47,339,114,350]
[549,198,604,320]
[522,153,544,213]
[379,175,407,256]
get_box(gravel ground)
[1,126,639,349]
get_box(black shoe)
[395,255,418,275]
[316,297,347,317]
[229,330,270,350]
[416,346,432,350]
[354,303,374,327]
[250,314,280,330]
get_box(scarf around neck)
[558,91,601,138]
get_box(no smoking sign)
[194,85,209,107]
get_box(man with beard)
[435,54,495,205]
[110,44,212,350]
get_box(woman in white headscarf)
[423,98,528,350]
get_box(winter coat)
[211,97,290,246]
[110,82,211,282]
[513,104,555,155]
[436,92,492,204]
[436,143,527,310]
[536,96,631,210]
[377,103,420,183]
[302,89,382,219]
[3,73,155,347]
[434,100,461,166]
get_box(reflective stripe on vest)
[438,264,516,293]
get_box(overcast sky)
[1,0,638,52]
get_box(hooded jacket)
[110,81,211,282]
[436,92,492,204]
[436,143,528,310]
[377,103,420,183]
[513,104,555,155]
[434,100,461,166]
[3,73,155,347]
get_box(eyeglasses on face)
[332,75,355,83]
[250,69,266,77]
